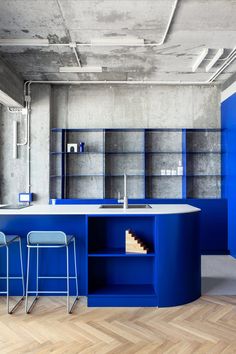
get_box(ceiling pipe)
[69,42,81,66]
[0,0,179,50]
[208,48,236,82]
[23,47,236,95]
[50,0,179,48]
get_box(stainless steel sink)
[99,204,152,209]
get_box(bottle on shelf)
[177,160,183,176]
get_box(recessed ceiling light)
[59,66,103,73]
[90,37,144,46]
[0,39,49,46]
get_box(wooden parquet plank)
[0,296,236,353]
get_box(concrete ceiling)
[0,0,235,83]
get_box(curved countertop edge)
[0,204,201,215]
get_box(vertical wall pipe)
[13,120,18,159]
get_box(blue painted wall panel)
[221,93,236,256]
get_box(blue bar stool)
[0,232,24,314]
[25,231,78,314]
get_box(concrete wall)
[0,84,221,203]
[52,85,220,129]
[0,104,27,203]
[0,58,24,106]
[0,84,50,205]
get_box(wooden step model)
[125,229,149,254]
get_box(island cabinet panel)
[156,212,201,307]
[87,215,157,306]
[0,209,201,307]
[0,215,87,296]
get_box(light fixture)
[0,90,23,107]
[59,66,103,73]
[0,39,49,46]
[206,48,224,72]
[90,37,144,46]
[192,48,209,72]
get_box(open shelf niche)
[87,216,156,297]
[186,130,221,198]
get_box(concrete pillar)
[30,84,51,204]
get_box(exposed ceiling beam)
[206,48,224,72]
[192,49,209,72]
[0,90,23,107]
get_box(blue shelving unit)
[50,128,222,200]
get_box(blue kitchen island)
[0,204,200,307]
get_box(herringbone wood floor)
[0,296,236,353]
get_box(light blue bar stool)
[0,232,24,314]
[25,231,78,314]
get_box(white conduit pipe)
[13,120,18,159]
[208,48,236,83]
[16,106,29,146]
[49,0,179,48]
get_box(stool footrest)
[0,277,24,280]
[37,276,77,279]
[27,291,69,294]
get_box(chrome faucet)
[118,173,128,209]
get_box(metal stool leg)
[6,245,9,313]
[66,245,69,313]
[73,239,78,298]
[66,240,79,314]
[6,239,25,314]
[36,246,39,297]
[25,247,39,314]
[19,238,25,298]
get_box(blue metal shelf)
[50,152,103,155]
[88,250,155,257]
[50,128,223,200]
[88,284,156,296]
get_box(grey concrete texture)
[0,105,27,203]
[186,131,221,152]
[0,57,24,105]
[146,154,182,176]
[105,176,145,199]
[145,131,182,152]
[30,84,51,204]
[0,83,222,202]
[187,176,221,199]
[146,176,182,199]
[67,154,104,176]
[105,131,144,152]
[66,176,104,199]
[105,154,144,176]
[0,0,235,83]
[186,154,221,176]
[52,85,221,129]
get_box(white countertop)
[0,204,200,215]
